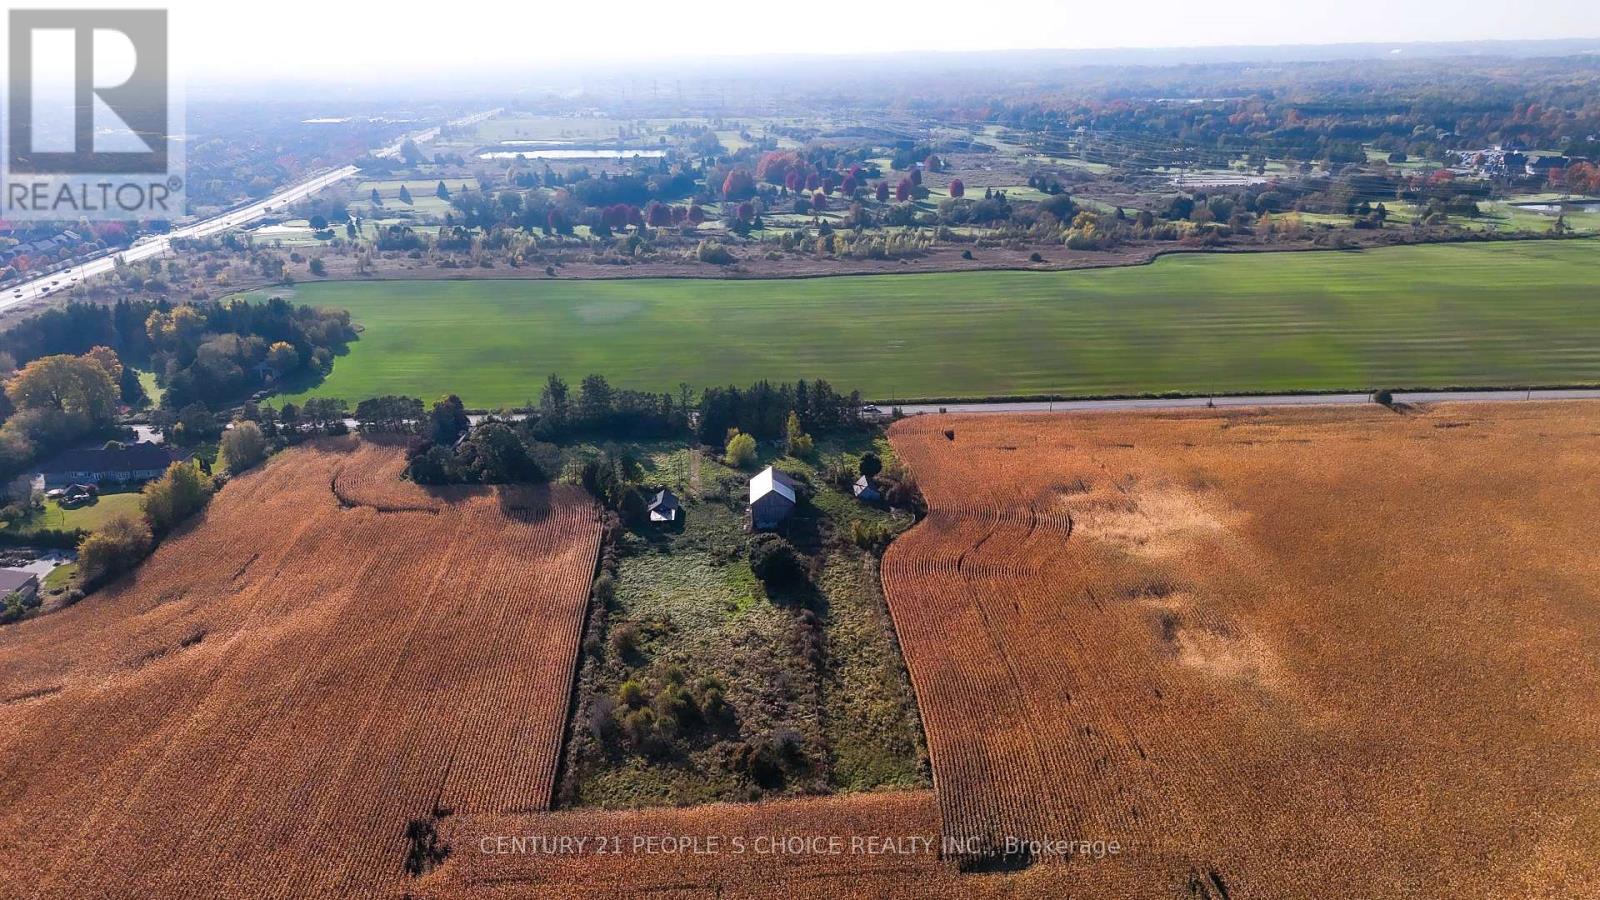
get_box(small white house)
[748,466,797,530]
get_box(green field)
[1,492,144,536]
[256,240,1600,406]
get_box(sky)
[7,0,1600,82]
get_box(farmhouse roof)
[38,442,176,475]
[749,466,796,505]
[0,569,38,594]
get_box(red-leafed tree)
[737,201,755,221]
[722,168,756,200]
[841,175,857,196]
[646,201,672,227]
[804,171,820,191]
[627,206,645,227]
[671,205,688,224]
[948,178,965,198]
[910,167,922,186]
[785,170,801,192]
[875,181,890,202]
[895,179,911,202]
[821,174,836,195]
[756,150,803,184]
[688,205,707,224]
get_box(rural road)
[0,165,360,313]
[891,388,1600,416]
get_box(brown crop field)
[880,402,1600,897]
[0,439,601,899]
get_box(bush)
[749,533,805,586]
[77,514,153,586]
[724,431,757,468]
[696,240,736,265]
[219,420,268,473]
[141,462,213,536]
[617,678,648,709]
[1372,389,1396,406]
[609,621,640,659]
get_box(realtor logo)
[3,9,184,220]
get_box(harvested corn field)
[881,402,1600,897]
[0,439,601,900]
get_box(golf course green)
[251,240,1600,407]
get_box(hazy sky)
[11,0,1600,81]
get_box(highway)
[1,107,503,314]
[1,165,359,313]
[891,388,1600,416]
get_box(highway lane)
[1,107,502,314]
[1,165,359,313]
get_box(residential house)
[37,442,183,489]
[0,569,40,603]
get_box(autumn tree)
[722,168,756,200]
[876,182,890,202]
[948,178,965,198]
[220,420,269,473]
[724,431,757,468]
[5,354,119,426]
[141,462,214,536]
[77,515,153,587]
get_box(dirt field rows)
[878,402,1600,897]
[0,440,601,899]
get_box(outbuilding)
[852,475,881,503]
[748,466,797,530]
[647,488,681,523]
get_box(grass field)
[257,240,1600,406]
[1,492,143,536]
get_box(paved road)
[891,388,1600,416]
[1,165,360,313]
[1,107,502,313]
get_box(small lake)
[476,149,666,160]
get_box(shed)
[749,466,797,530]
[852,475,881,503]
[647,488,681,523]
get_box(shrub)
[749,533,805,586]
[77,514,154,586]
[858,452,883,478]
[610,621,640,659]
[696,240,736,265]
[1373,389,1396,406]
[220,420,269,473]
[141,462,213,536]
[617,678,648,710]
[724,431,757,468]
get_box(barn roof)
[749,466,796,505]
